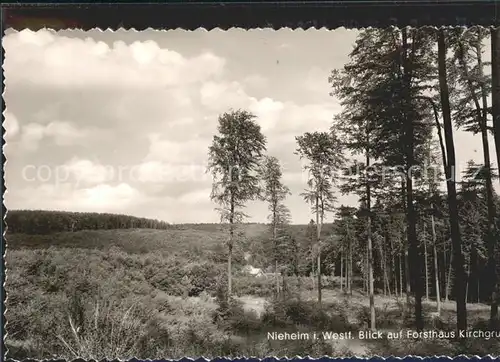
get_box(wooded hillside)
[6,210,171,234]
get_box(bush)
[261,299,291,327]
[57,297,169,360]
[183,262,222,297]
[262,298,354,332]
[212,286,261,334]
[147,260,222,297]
[354,306,371,329]
[232,275,276,297]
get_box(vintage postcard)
[3,26,500,360]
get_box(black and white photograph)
[3,27,500,359]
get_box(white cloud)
[20,123,45,151]
[254,100,339,136]
[243,74,268,89]
[134,161,169,183]
[64,158,115,185]
[198,77,337,137]
[36,157,211,194]
[45,121,88,146]
[168,117,195,128]
[134,161,208,184]
[80,183,139,210]
[6,182,141,213]
[145,133,210,165]
[4,111,20,139]
[304,66,332,96]
[19,121,88,151]
[200,80,286,133]
[4,30,226,89]
[200,80,251,111]
[178,188,212,204]
[282,171,309,184]
[249,97,285,132]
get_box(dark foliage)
[6,210,171,235]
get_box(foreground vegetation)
[5,227,498,359]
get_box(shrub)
[262,298,353,332]
[147,259,222,297]
[261,299,291,327]
[232,276,276,297]
[5,291,69,358]
[57,296,169,360]
[183,262,222,297]
[213,287,261,335]
[354,305,371,329]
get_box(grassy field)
[5,227,498,359]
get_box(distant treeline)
[6,210,171,235]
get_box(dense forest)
[5,210,171,234]
[207,26,500,333]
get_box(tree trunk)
[401,181,411,306]
[478,265,481,304]
[490,26,500,329]
[317,252,321,304]
[349,221,353,295]
[424,222,429,301]
[478,280,481,304]
[405,242,411,301]
[316,195,322,306]
[227,191,237,302]
[466,251,471,304]
[492,26,500,187]
[273,212,280,297]
[311,252,316,292]
[365,248,368,294]
[443,240,448,301]
[384,234,391,297]
[312,269,315,291]
[460,33,499,325]
[385,261,391,297]
[228,215,234,301]
[366,151,375,330]
[380,234,390,297]
[399,252,404,298]
[275,260,280,296]
[421,95,446,309]
[446,247,453,303]
[344,254,348,292]
[437,28,467,332]
[282,273,287,298]
[340,250,344,292]
[472,248,479,304]
[432,214,441,315]
[377,238,386,296]
[402,27,424,332]
[391,234,397,297]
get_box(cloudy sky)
[3,28,496,224]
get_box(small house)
[242,265,265,277]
